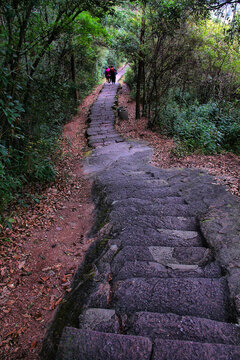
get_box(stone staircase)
[43,71,240,359]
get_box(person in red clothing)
[105,67,111,83]
[110,66,117,84]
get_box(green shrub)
[174,103,223,154]
[155,90,240,155]
[215,106,240,154]
[124,66,136,98]
[0,156,22,211]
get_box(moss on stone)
[84,150,92,157]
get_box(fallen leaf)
[42,267,51,272]
[30,340,37,349]
[55,297,63,306]
[18,261,25,269]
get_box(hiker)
[105,67,111,83]
[110,66,117,84]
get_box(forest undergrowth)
[0,83,103,360]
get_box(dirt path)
[42,71,240,359]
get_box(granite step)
[110,245,219,279]
[56,327,240,360]
[113,261,221,280]
[116,228,203,247]
[89,133,120,140]
[111,246,212,268]
[113,215,198,231]
[126,312,240,345]
[111,201,194,217]
[56,327,152,360]
[78,309,240,346]
[152,339,240,360]
[110,278,230,321]
[86,129,117,136]
[105,187,187,202]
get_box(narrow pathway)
[47,71,240,359]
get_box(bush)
[215,105,240,154]
[124,66,136,98]
[0,123,59,211]
[155,90,240,155]
[0,153,22,211]
[174,103,223,154]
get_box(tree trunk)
[142,62,146,116]
[136,60,142,119]
[135,2,146,120]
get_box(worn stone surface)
[41,66,240,360]
[56,328,152,360]
[126,312,240,345]
[200,200,240,307]
[111,278,230,321]
[79,308,119,333]
[111,246,212,266]
[113,261,221,280]
[114,227,203,247]
[152,339,240,360]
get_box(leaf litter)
[0,83,103,360]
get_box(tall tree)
[135,1,146,119]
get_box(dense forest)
[0,0,239,218]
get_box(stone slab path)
[42,69,240,359]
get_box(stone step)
[56,327,152,360]
[111,246,217,279]
[111,194,209,217]
[89,119,114,125]
[88,140,104,147]
[87,130,116,136]
[90,121,115,126]
[112,214,198,231]
[111,246,212,267]
[87,128,116,134]
[105,187,186,203]
[89,123,115,129]
[56,326,240,359]
[78,309,240,346]
[79,308,120,333]
[110,278,230,321]
[112,201,194,217]
[117,228,203,247]
[89,132,119,139]
[90,110,115,115]
[89,119,114,124]
[152,339,240,360]
[122,196,185,205]
[113,261,221,280]
[104,139,124,145]
[89,136,122,143]
[126,312,240,345]
[89,142,104,148]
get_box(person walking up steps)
[110,66,117,84]
[105,67,111,83]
